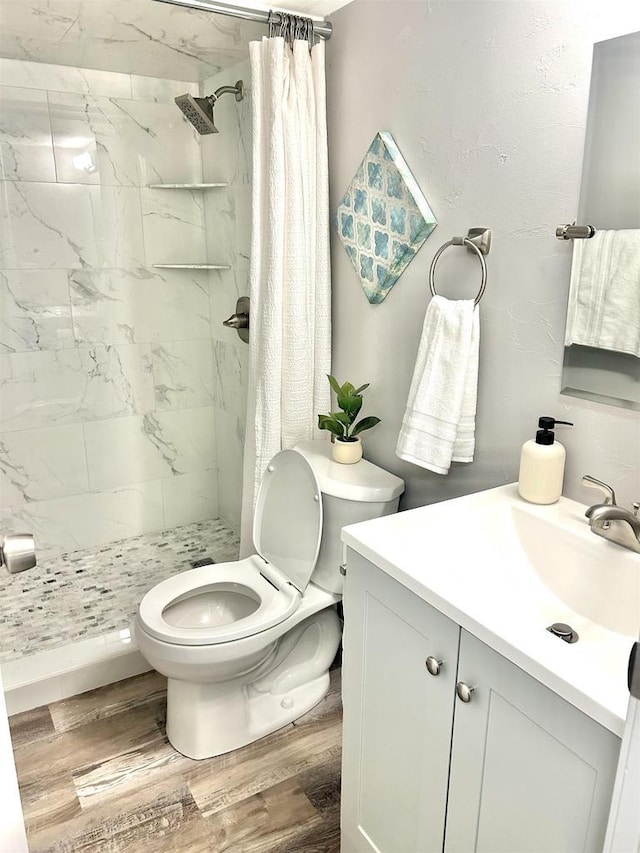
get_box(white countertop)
[342,484,639,737]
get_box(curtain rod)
[151,0,333,39]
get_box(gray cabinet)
[341,550,459,852]
[341,551,621,853]
[446,629,619,852]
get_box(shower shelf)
[152,264,231,270]
[147,183,229,189]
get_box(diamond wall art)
[333,132,437,304]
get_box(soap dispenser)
[518,416,573,505]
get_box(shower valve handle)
[222,297,250,344]
[223,312,249,330]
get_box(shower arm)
[208,81,244,105]
[213,85,239,100]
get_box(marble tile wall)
[201,59,252,532]
[0,2,264,82]
[0,56,248,556]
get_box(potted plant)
[318,375,381,464]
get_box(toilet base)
[165,607,341,759]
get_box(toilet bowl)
[136,440,404,759]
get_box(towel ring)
[429,237,487,306]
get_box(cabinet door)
[341,551,460,853]
[445,630,621,853]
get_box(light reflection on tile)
[49,93,202,187]
[0,86,56,182]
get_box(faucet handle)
[582,475,617,506]
[633,502,640,518]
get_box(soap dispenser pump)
[518,416,573,505]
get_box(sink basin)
[509,501,640,638]
[342,483,640,734]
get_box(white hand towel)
[396,296,479,475]
[565,229,640,357]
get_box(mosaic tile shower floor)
[0,520,240,664]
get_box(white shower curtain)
[240,36,331,555]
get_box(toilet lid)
[253,449,323,594]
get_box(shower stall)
[0,0,265,712]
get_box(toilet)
[135,439,404,759]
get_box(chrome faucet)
[582,475,640,554]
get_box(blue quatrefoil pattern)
[333,132,437,304]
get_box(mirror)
[561,31,640,411]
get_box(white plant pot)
[332,436,363,464]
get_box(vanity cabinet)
[341,551,620,853]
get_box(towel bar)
[429,228,491,306]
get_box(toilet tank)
[294,440,405,594]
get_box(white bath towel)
[565,229,640,357]
[396,296,479,475]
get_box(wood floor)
[9,668,342,852]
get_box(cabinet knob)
[425,656,444,676]
[456,681,475,703]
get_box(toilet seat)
[138,449,324,648]
[137,557,301,646]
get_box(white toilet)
[135,439,404,759]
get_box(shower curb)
[2,627,151,716]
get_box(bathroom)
[1,0,639,850]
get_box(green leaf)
[318,414,345,438]
[351,416,381,436]
[327,375,342,396]
[338,393,362,422]
[324,376,374,432]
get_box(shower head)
[175,94,218,135]
[175,81,244,136]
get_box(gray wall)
[326,0,640,510]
